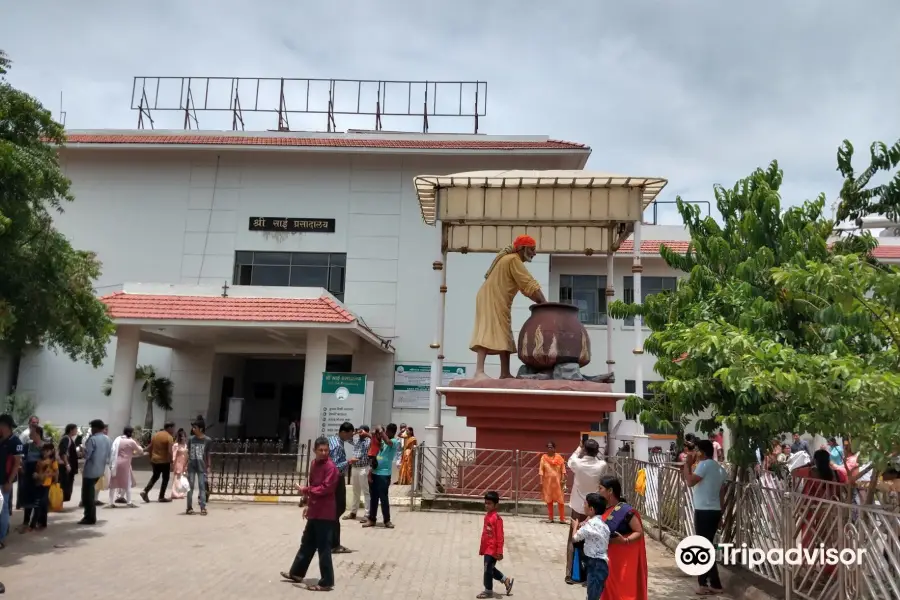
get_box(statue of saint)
[470,234,547,380]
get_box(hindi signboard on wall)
[319,373,368,437]
[392,364,468,409]
[249,217,336,233]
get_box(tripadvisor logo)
[675,536,866,575]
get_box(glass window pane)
[328,266,345,294]
[291,253,329,267]
[328,253,347,267]
[290,266,329,287]
[236,264,253,285]
[235,251,253,265]
[250,265,290,286]
[572,275,605,290]
[252,252,291,266]
[572,288,597,321]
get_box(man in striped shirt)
[344,425,371,522]
[328,422,357,554]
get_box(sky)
[3,0,899,225]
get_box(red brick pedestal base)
[438,379,622,499]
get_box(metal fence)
[208,439,311,497]
[411,446,900,600]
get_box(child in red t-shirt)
[478,491,514,598]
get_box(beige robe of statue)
[469,252,542,354]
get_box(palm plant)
[102,364,174,431]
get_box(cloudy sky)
[3,1,899,223]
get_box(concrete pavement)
[0,480,718,599]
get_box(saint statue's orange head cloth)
[513,234,537,250]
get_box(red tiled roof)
[62,133,587,151]
[100,292,354,323]
[616,239,899,260]
[616,240,692,254]
[872,245,900,259]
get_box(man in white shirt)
[565,438,607,585]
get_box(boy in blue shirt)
[362,423,402,529]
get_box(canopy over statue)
[470,234,547,380]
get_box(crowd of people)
[0,414,213,548]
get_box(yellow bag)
[95,475,107,492]
[49,484,64,512]
[634,469,647,496]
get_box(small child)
[478,491,514,599]
[572,492,610,600]
[30,442,58,530]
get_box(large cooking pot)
[517,302,591,370]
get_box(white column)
[423,249,448,498]
[605,252,615,375]
[298,331,328,451]
[632,220,645,438]
[108,326,140,437]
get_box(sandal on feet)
[333,546,352,554]
[504,578,514,595]
[476,593,493,599]
[200,508,208,515]
[361,521,375,528]
[279,571,302,583]
[186,508,195,515]
[384,522,395,529]
[342,513,357,520]
[696,588,716,595]
[305,584,332,592]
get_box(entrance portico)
[100,283,393,440]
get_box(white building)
[3,129,897,448]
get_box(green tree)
[0,50,113,366]
[102,364,174,431]
[610,142,900,475]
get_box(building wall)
[15,148,579,437]
[549,253,687,439]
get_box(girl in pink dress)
[170,429,189,499]
[107,427,144,507]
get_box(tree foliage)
[609,148,900,471]
[0,50,113,366]
[102,364,174,431]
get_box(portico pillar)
[108,326,140,437]
[632,220,648,460]
[298,331,328,458]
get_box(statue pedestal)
[438,379,622,498]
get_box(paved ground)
[1,480,712,599]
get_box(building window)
[558,275,607,325]
[233,251,346,301]
[622,276,677,326]
[624,379,678,435]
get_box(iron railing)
[411,446,900,600]
[208,439,311,497]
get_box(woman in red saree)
[792,449,848,575]
[598,475,648,600]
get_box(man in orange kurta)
[470,235,547,379]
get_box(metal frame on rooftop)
[132,76,487,134]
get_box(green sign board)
[392,363,468,409]
[321,372,367,395]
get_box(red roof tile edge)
[61,133,588,151]
[100,291,356,323]
[617,240,900,259]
